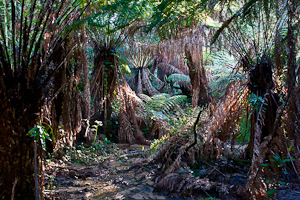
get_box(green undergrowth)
[148,134,169,157]
[63,137,118,165]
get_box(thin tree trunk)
[137,69,143,94]
[81,24,91,120]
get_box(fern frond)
[138,93,152,103]
[141,93,187,115]
[161,95,187,113]
[209,75,233,98]
[167,73,191,86]
[211,0,257,45]
[210,51,237,71]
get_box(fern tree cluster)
[146,0,300,198]
[210,1,300,197]
[103,0,300,198]
[0,0,91,198]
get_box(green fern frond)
[140,93,187,116]
[211,0,257,45]
[209,75,233,98]
[138,93,152,103]
[237,113,251,144]
[161,95,187,113]
[211,51,236,71]
[167,74,191,86]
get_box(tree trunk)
[0,77,41,199]
[81,24,91,120]
[185,46,210,107]
[286,3,300,172]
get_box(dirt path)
[44,145,174,200]
[42,143,300,199]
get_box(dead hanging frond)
[245,65,300,197]
[157,62,183,75]
[62,72,73,146]
[117,79,138,144]
[117,77,149,145]
[151,80,245,171]
[148,120,164,139]
[200,81,246,158]
[244,91,269,198]
[150,136,187,168]
[89,35,119,136]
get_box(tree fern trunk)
[185,46,210,107]
[81,24,91,120]
[286,3,300,172]
[137,69,143,94]
[0,77,39,199]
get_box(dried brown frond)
[150,81,246,196]
[244,91,279,198]
[193,81,245,160]
[157,62,183,75]
[62,79,73,146]
[148,121,164,140]
[155,172,243,198]
[117,77,149,145]
[151,136,186,165]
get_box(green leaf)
[273,155,281,161]
[260,163,269,167]
[267,189,277,196]
[120,64,131,74]
[280,158,295,163]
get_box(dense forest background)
[0,0,299,199]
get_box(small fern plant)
[139,93,203,137]
[139,93,187,120]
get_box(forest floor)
[43,143,300,200]
[43,144,184,200]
